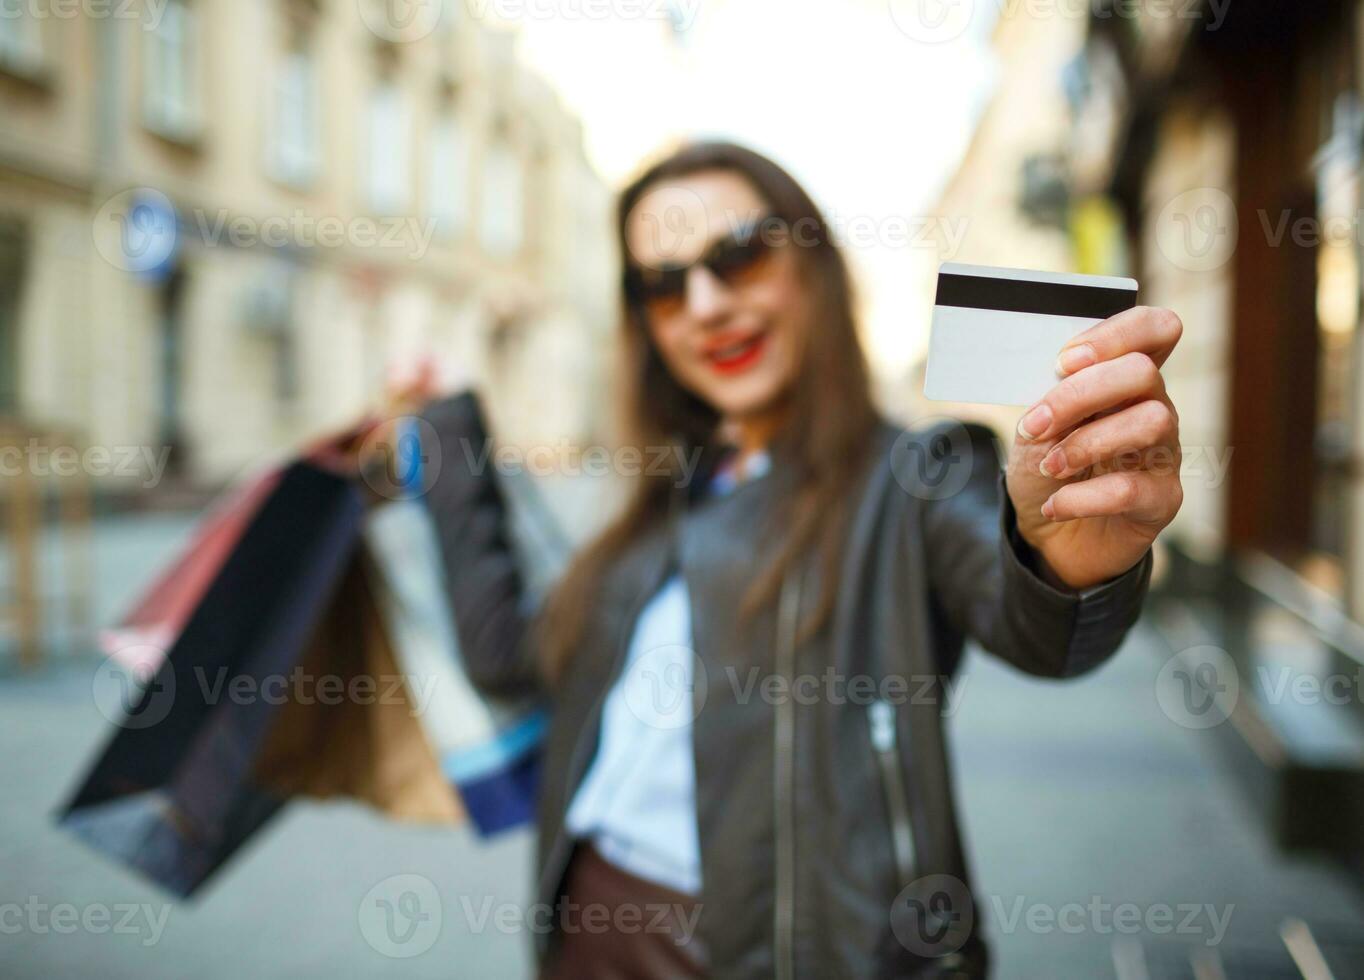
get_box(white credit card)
[924,263,1139,407]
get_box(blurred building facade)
[923,6,1091,437]
[940,0,1364,880]
[0,0,617,490]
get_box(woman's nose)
[684,265,733,323]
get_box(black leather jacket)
[420,393,1152,979]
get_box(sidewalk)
[952,630,1364,976]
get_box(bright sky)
[495,0,1000,376]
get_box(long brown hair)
[538,141,879,678]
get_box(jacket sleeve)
[418,392,544,699]
[917,421,1153,678]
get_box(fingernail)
[1041,496,1056,520]
[1017,403,1052,441]
[1039,448,1065,478]
[1055,343,1096,377]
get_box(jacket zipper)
[868,699,916,886]
[773,571,801,980]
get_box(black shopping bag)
[60,460,369,897]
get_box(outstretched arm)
[419,392,543,699]
[920,421,1153,679]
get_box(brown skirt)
[539,844,706,980]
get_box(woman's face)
[624,170,805,424]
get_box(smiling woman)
[417,140,1180,978]
[541,145,883,674]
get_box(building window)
[143,0,202,142]
[365,80,411,215]
[0,7,44,79]
[0,220,26,415]
[267,44,320,187]
[429,109,469,238]
[242,261,299,407]
[480,139,524,258]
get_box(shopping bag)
[250,553,463,825]
[364,498,546,836]
[98,422,379,668]
[99,465,281,665]
[60,460,380,896]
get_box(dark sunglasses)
[625,220,778,316]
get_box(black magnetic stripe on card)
[935,272,1137,319]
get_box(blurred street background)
[4,0,1364,977]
